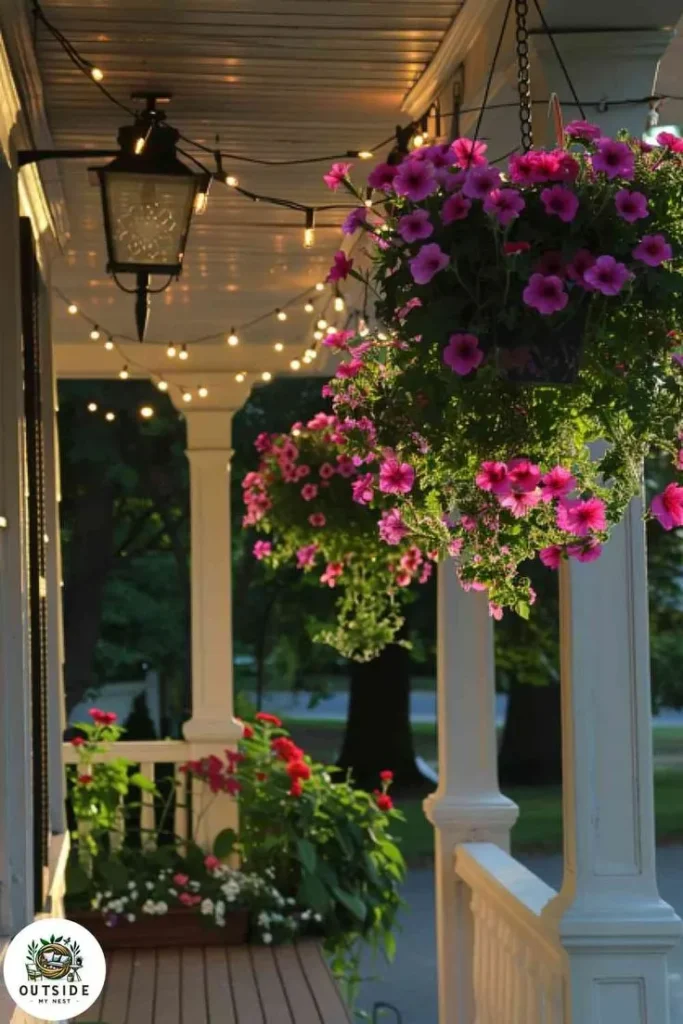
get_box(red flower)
[287,759,312,781]
[255,712,283,728]
[374,792,394,812]
[226,750,245,772]
[242,724,254,740]
[70,736,86,747]
[503,241,531,255]
[173,873,190,887]
[289,779,304,798]
[379,770,394,782]
[224,778,242,797]
[272,737,304,763]
[88,708,117,726]
[78,774,93,785]
[204,855,220,871]
[179,892,201,907]
[256,772,268,782]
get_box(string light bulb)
[104,337,114,350]
[134,136,146,155]
[87,402,98,413]
[105,411,116,422]
[317,318,328,330]
[315,282,325,292]
[276,309,287,322]
[198,385,209,398]
[334,294,345,313]
[304,300,314,313]
[274,342,284,352]
[227,329,239,346]
[261,371,272,382]
[193,183,210,215]
[364,186,374,209]
[303,353,312,364]
[89,326,101,340]
[90,66,104,82]
[235,372,246,383]
[313,330,323,341]
[118,366,129,380]
[179,344,189,361]
[225,174,239,188]
[181,390,192,403]
[139,405,154,419]
[156,379,169,392]
[358,150,374,160]
[305,348,317,360]
[303,208,316,249]
[412,132,425,148]
[290,359,301,371]
[67,303,78,315]
[167,344,177,358]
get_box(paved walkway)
[360,848,683,1023]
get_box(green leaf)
[296,838,317,875]
[383,930,397,962]
[332,887,367,923]
[185,841,205,872]
[297,874,331,916]
[65,861,91,895]
[98,858,128,890]
[129,772,157,794]
[213,828,237,859]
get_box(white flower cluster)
[142,899,168,915]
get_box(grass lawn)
[284,717,683,863]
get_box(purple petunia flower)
[409,243,449,284]
[442,333,484,375]
[522,274,568,315]
[397,208,434,243]
[591,137,635,180]
[583,255,631,296]
[615,189,649,223]
[462,165,502,199]
[483,188,525,226]
[393,159,437,201]
[541,185,579,223]
[633,233,673,267]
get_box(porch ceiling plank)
[272,944,324,1023]
[249,946,295,1024]
[295,941,352,1024]
[126,949,157,1024]
[153,947,181,1024]
[227,946,265,1023]
[180,947,209,1024]
[204,946,237,1023]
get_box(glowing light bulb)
[227,329,239,346]
[157,379,169,392]
[179,345,189,361]
[67,303,78,315]
[261,371,272,382]
[292,427,302,437]
[104,338,115,350]
[334,296,345,312]
[119,366,129,380]
[225,174,239,188]
[305,348,317,360]
[412,132,425,148]
[198,386,209,398]
[304,300,314,313]
[315,282,325,292]
[140,405,154,419]
[326,324,337,334]
[358,150,374,160]
[194,191,209,215]
[290,359,301,371]
[90,327,101,341]
[235,372,246,383]
[303,227,315,248]
[167,344,177,358]
[105,411,116,422]
[359,321,369,337]
[87,402,98,413]
[274,342,284,352]
[317,319,328,330]
[182,390,192,403]
[134,137,146,155]
[276,309,287,322]
[90,67,104,82]
[377,332,388,341]
[313,330,323,341]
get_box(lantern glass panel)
[103,171,196,268]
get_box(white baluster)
[139,761,156,851]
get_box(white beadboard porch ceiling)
[36,0,463,356]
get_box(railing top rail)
[62,738,190,765]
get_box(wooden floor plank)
[153,948,180,1024]
[74,951,108,1023]
[181,947,208,1024]
[249,947,294,1024]
[273,945,322,1024]
[296,942,352,1024]
[228,946,264,1024]
[97,950,134,1024]
[126,950,157,1024]
[205,947,236,1024]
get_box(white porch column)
[425,564,519,1024]
[544,501,683,1023]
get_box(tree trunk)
[498,677,562,786]
[337,643,428,792]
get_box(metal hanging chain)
[515,0,534,152]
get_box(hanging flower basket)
[321,127,683,616]
[241,410,436,660]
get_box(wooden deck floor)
[75,941,351,1024]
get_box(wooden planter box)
[68,907,249,949]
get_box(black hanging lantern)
[93,95,202,340]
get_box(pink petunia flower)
[397,296,423,320]
[540,465,576,502]
[321,562,344,587]
[462,166,502,199]
[319,462,336,479]
[379,458,415,494]
[507,457,541,493]
[483,188,526,225]
[335,358,364,379]
[567,540,603,563]
[442,333,483,375]
[342,207,368,235]
[393,160,437,201]
[451,137,488,168]
[326,251,354,282]
[522,274,568,315]
[566,249,596,288]
[367,162,398,191]
[564,120,602,140]
[441,193,472,224]
[395,569,412,587]
[499,489,542,517]
[398,208,434,243]
[301,483,318,501]
[651,483,683,530]
[307,412,336,430]
[447,537,463,557]
[335,454,356,478]
[488,602,504,621]
[508,153,541,184]
[351,472,374,505]
[540,185,579,223]
[539,544,563,569]
[379,508,408,545]
[556,496,607,536]
[591,137,635,180]
[583,255,631,296]
[419,562,433,584]
[323,329,355,351]
[323,162,352,191]
[400,546,423,573]
[308,512,326,527]
[656,132,683,153]
[253,540,272,560]
[615,189,649,223]
[409,243,449,285]
[475,460,510,495]
[296,544,318,568]
[633,234,673,267]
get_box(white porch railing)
[455,843,566,1024]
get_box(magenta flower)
[656,132,683,153]
[326,250,354,283]
[541,185,579,223]
[335,454,356,478]
[379,508,409,545]
[323,161,352,191]
[462,166,502,199]
[564,120,601,141]
[522,274,568,315]
[335,358,364,379]
[296,544,318,568]
[367,162,398,191]
[507,457,541,493]
[393,160,437,201]
[651,483,683,530]
[566,249,596,288]
[557,497,607,536]
[397,209,434,243]
[615,189,649,223]
[351,472,374,505]
[308,512,326,528]
[591,138,635,180]
[539,544,563,569]
[448,537,463,557]
[300,483,318,502]
[508,153,540,184]
[583,255,631,296]
[400,546,423,573]
[633,233,673,267]
[567,540,603,563]
[475,460,510,495]
[307,412,336,430]
[319,463,336,479]
[441,193,471,224]
[540,465,576,502]
[323,329,355,351]
[397,297,422,320]
[341,207,368,235]
[499,489,542,517]
[409,243,449,285]
[321,562,344,587]
[442,333,483,376]
[451,137,488,169]
[253,540,272,560]
[379,458,415,495]
[483,188,525,226]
